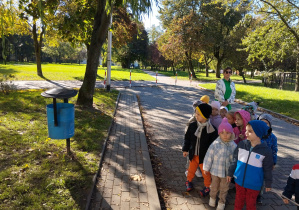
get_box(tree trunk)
[172,61,175,75]
[216,59,222,78]
[185,51,196,79]
[32,23,43,77]
[295,54,299,91]
[239,69,247,84]
[204,55,209,77]
[76,0,110,107]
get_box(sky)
[142,2,161,30]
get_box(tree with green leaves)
[55,0,152,107]
[0,1,28,64]
[159,0,203,78]
[200,1,248,78]
[19,0,59,77]
[114,24,149,68]
[157,28,185,75]
[239,0,299,91]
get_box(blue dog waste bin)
[46,103,75,139]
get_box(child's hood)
[235,110,251,130]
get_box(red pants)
[187,155,211,187]
[235,183,260,210]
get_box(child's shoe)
[199,187,210,197]
[195,168,203,177]
[216,202,225,210]
[209,197,216,207]
[185,181,193,191]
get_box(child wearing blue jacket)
[259,113,278,166]
[257,113,278,204]
[228,120,273,210]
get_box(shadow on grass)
[0,90,117,209]
[0,67,19,77]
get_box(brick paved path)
[90,92,160,210]
[122,71,298,210]
[127,84,298,210]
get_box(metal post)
[175,71,177,85]
[63,98,71,155]
[106,14,112,91]
[53,98,58,126]
[130,69,132,87]
[104,68,106,88]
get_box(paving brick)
[130,197,139,209]
[111,194,121,206]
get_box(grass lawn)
[0,63,155,81]
[0,89,119,209]
[199,83,299,120]
[148,69,262,82]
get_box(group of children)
[182,95,298,210]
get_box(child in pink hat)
[233,110,251,144]
[203,118,237,210]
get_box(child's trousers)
[210,175,230,204]
[235,183,260,210]
[187,155,211,187]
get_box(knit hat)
[248,120,270,140]
[218,118,233,134]
[258,113,273,127]
[211,101,221,110]
[200,95,210,104]
[196,103,212,120]
[220,106,228,112]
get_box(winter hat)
[259,113,273,127]
[218,117,233,134]
[196,103,212,120]
[234,110,251,123]
[211,101,221,110]
[192,100,202,110]
[220,106,228,112]
[248,120,270,140]
[200,95,210,104]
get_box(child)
[184,100,204,178]
[256,113,278,204]
[226,111,236,128]
[203,118,237,210]
[228,120,273,210]
[242,101,259,120]
[258,113,278,166]
[182,103,218,196]
[210,101,222,129]
[220,106,228,118]
[282,164,299,210]
[233,110,251,144]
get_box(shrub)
[0,74,16,94]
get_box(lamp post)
[106,13,112,91]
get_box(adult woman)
[214,67,236,111]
